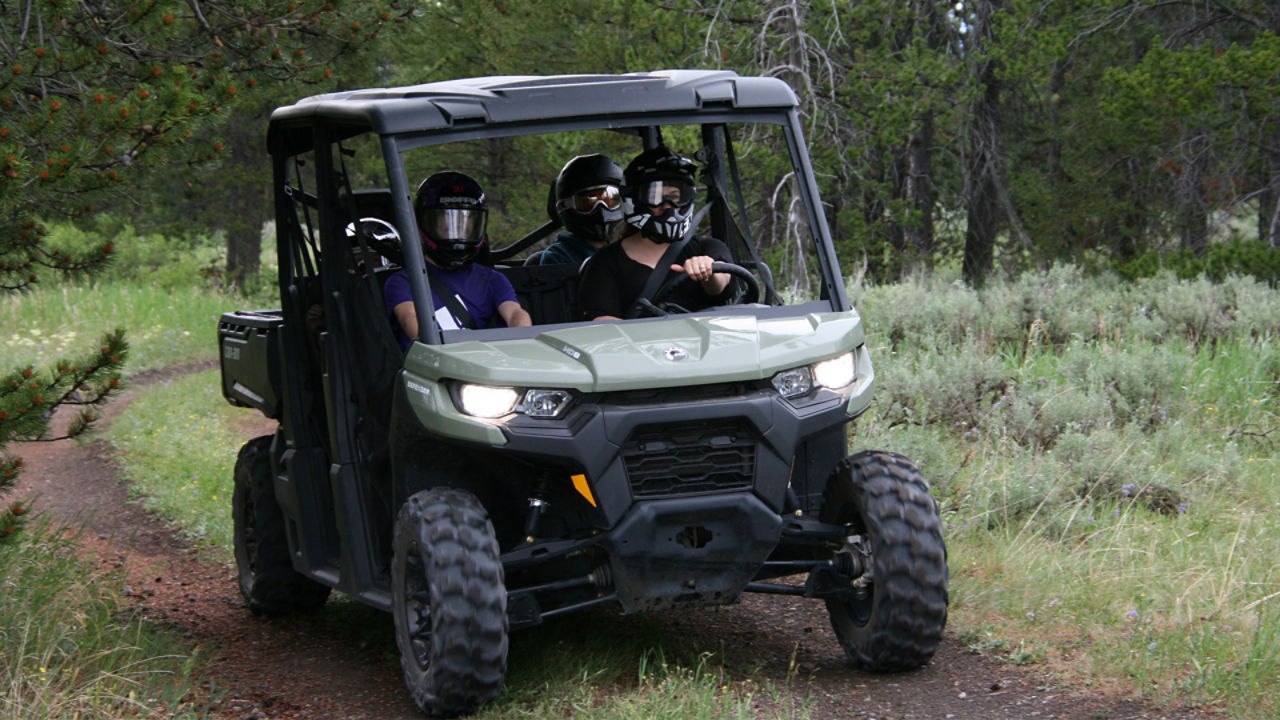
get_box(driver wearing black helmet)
[577,146,734,320]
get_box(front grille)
[622,418,756,498]
[601,381,761,407]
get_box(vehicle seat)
[500,262,581,325]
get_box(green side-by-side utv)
[218,70,948,717]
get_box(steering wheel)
[638,261,760,317]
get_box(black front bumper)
[604,492,782,613]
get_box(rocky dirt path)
[13,369,1217,719]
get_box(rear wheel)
[232,434,331,615]
[392,487,508,717]
[821,451,948,671]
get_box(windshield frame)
[378,108,848,344]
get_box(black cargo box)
[218,310,284,419]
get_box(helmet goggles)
[635,178,695,210]
[560,184,622,214]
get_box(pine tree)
[0,0,395,542]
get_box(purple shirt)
[384,264,518,350]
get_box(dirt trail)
[13,369,1216,719]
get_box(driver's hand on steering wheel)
[672,255,730,295]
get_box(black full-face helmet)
[554,153,624,244]
[414,171,488,270]
[622,146,698,244]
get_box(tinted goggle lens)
[565,184,622,213]
[638,180,693,208]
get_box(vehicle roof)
[267,70,798,149]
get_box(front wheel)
[392,487,508,717]
[820,451,948,671]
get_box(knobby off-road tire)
[232,434,331,615]
[392,487,508,717]
[821,451,949,671]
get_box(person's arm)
[498,300,532,327]
[670,254,730,296]
[391,300,418,340]
[485,268,531,327]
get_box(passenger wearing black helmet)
[578,146,734,320]
[384,171,531,350]
[540,153,625,266]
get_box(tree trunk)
[224,196,266,290]
[1175,129,1210,256]
[962,0,1002,288]
[224,116,268,288]
[904,110,935,274]
[225,222,263,288]
[1263,123,1280,248]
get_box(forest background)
[3,0,1280,616]
[3,0,1280,595]
[11,0,1278,501]
[2,2,1279,717]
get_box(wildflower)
[1176,503,1187,514]
[1126,609,1139,620]
[1048,599,1060,608]
[1121,483,1136,496]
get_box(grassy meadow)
[851,267,1280,715]
[3,248,1278,717]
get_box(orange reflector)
[571,473,596,507]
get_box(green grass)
[852,268,1280,718]
[474,616,805,720]
[1,281,239,375]
[0,273,252,719]
[0,523,219,720]
[10,265,1280,718]
[104,369,250,555]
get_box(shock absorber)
[522,476,551,542]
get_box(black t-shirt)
[578,236,735,319]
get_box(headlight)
[771,367,813,398]
[517,388,574,418]
[456,383,520,418]
[812,352,856,389]
[771,351,857,400]
[455,384,575,419]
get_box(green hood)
[405,312,864,392]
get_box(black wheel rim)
[839,521,875,627]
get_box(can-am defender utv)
[218,70,948,717]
